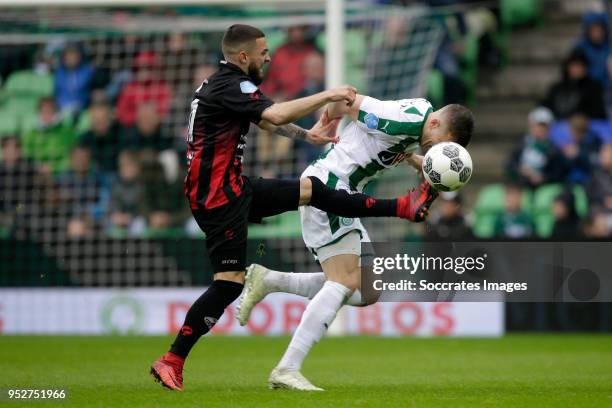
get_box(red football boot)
[396,180,439,222]
[150,352,185,391]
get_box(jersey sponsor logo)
[364,112,379,129]
[240,80,258,94]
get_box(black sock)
[308,176,397,218]
[170,280,243,358]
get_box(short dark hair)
[445,104,474,147]
[222,24,265,56]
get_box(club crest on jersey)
[340,217,354,227]
[364,113,379,129]
[240,80,258,94]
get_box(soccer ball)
[422,142,473,192]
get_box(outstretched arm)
[258,118,341,145]
[259,85,356,126]
[258,122,308,139]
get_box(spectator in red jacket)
[261,26,319,100]
[116,51,172,127]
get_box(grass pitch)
[1,335,612,407]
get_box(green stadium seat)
[75,110,91,134]
[473,213,498,239]
[472,183,533,238]
[19,112,39,134]
[1,70,53,115]
[316,29,368,92]
[249,211,302,239]
[474,183,533,214]
[0,109,19,136]
[460,34,479,104]
[500,0,541,30]
[474,183,506,214]
[532,183,588,237]
[2,70,53,97]
[4,98,40,116]
[143,227,186,239]
[242,6,278,18]
[533,214,554,238]
[265,30,287,55]
[533,184,588,216]
[426,69,444,109]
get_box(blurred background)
[0,0,610,334]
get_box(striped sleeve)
[357,97,433,137]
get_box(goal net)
[0,3,444,289]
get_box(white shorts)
[301,164,371,262]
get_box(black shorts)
[191,176,300,273]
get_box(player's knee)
[328,266,360,291]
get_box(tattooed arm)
[273,123,308,140]
[258,119,339,145]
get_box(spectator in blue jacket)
[574,11,609,86]
[551,113,602,184]
[54,44,94,115]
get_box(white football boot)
[268,367,324,391]
[236,264,272,326]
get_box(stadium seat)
[2,70,53,97]
[500,0,541,30]
[75,110,91,134]
[426,69,444,109]
[532,184,588,237]
[0,109,19,136]
[474,183,532,214]
[143,227,186,239]
[1,70,53,115]
[460,34,479,104]
[316,29,368,92]
[472,213,498,239]
[472,183,533,238]
[249,212,302,239]
[265,30,287,55]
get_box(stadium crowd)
[498,8,611,240]
[0,2,610,244]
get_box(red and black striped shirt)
[185,61,274,210]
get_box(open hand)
[306,111,341,145]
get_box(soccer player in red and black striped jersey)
[150,24,438,391]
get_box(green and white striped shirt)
[316,96,432,191]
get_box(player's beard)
[248,62,264,85]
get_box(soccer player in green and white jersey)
[237,94,474,390]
